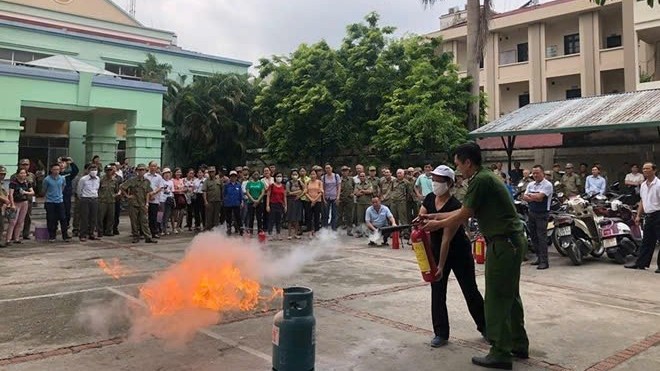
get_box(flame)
[97,258,130,279]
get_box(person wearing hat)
[543,170,552,182]
[98,165,120,238]
[420,143,528,369]
[338,166,355,235]
[203,166,224,231]
[120,164,157,243]
[560,163,581,198]
[452,169,468,203]
[11,159,36,240]
[224,170,244,236]
[418,165,486,348]
[0,166,11,247]
[367,166,381,198]
[551,163,563,184]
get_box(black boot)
[471,355,512,370]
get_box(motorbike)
[592,199,642,264]
[553,194,606,265]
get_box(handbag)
[174,193,187,209]
[5,208,17,220]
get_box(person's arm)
[584,177,593,195]
[42,178,49,195]
[77,177,84,197]
[283,189,288,211]
[256,185,265,203]
[414,178,423,200]
[25,185,35,196]
[437,223,460,280]
[336,175,341,203]
[266,185,272,212]
[8,186,15,208]
[70,162,79,178]
[598,179,606,195]
[635,200,644,224]
[365,210,375,231]
[202,181,209,205]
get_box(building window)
[105,63,141,81]
[566,88,581,99]
[517,43,529,62]
[564,34,580,55]
[0,48,50,65]
[606,35,622,48]
[518,94,530,108]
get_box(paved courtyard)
[0,219,659,371]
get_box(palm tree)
[139,53,172,84]
[422,0,491,131]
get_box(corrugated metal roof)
[469,89,660,138]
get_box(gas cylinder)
[272,286,315,371]
[473,235,486,264]
[410,227,438,282]
[391,231,400,249]
[258,231,267,243]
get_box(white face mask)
[276,176,283,183]
[291,175,299,180]
[89,171,98,177]
[432,181,449,196]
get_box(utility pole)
[128,0,136,17]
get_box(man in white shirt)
[144,161,165,238]
[624,164,644,194]
[523,165,554,270]
[625,162,660,273]
[76,164,100,241]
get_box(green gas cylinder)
[272,286,315,371]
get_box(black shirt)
[422,194,471,262]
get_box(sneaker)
[287,236,293,240]
[64,238,72,243]
[381,242,389,247]
[368,241,377,246]
[22,236,31,240]
[48,239,55,243]
[430,336,448,348]
[113,230,120,235]
[79,237,87,242]
[145,238,158,244]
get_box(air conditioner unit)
[546,45,558,58]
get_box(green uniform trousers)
[205,201,222,231]
[356,204,369,225]
[337,198,354,228]
[128,205,151,239]
[388,200,408,225]
[484,232,529,361]
[98,202,115,236]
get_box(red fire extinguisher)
[258,231,267,243]
[473,235,486,264]
[410,226,438,282]
[392,231,400,249]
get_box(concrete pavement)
[0,220,658,371]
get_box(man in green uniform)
[11,159,36,239]
[0,166,10,247]
[452,170,468,203]
[379,169,394,209]
[98,165,120,237]
[120,164,157,244]
[203,166,224,231]
[560,163,581,198]
[353,172,373,237]
[367,166,381,197]
[421,142,528,370]
[388,169,410,225]
[338,166,355,235]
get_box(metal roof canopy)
[468,89,660,171]
[25,55,117,76]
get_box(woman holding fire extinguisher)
[417,165,486,348]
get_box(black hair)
[453,143,482,166]
[50,162,61,169]
[84,163,91,170]
[532,164,544,171]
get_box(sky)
[120,0,540,67]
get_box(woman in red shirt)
[266,172,287,240]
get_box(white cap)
[162,167,171,174]
[430,165,455,182]
[229,170,238,176]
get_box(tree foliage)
[255,12,476,166]
[139,53,172,84]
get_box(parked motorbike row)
[467,181,643,267]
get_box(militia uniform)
[379,177,395,209]
[98,168,119,236]
[354,181,373,235]
[463,166,529,365]
[560,171,581,198]
[203,176,224,230]
[338,168,355,232]
[383,178,409,225]
[120,164,156,243]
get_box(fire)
[97,258,130,279]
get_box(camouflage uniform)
[98,175,119,236]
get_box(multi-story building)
[428,0,660,121]
[0,0,250,170]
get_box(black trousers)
[79,198,98,238]
[636,211,660,268]
[528,211,549,263]
[247,202,264,232]
[305,202,322,233]
[186,202,194,228]
[225,205,242,233]
[431,243,486,340]
[45,202,68,240]
[268,203,285,234]
[114,200,121,232]
[148,203,160,236]
[193,195,205,228]
[63,190,72,225]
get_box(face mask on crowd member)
[275,173,283,183]
[291,171,299,181]
[89,167,98,178]
[430,165,455,197]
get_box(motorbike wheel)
[620,238,638,259]
[612,250,626,264]
[553,230,568,257]
[567,239,584,266]
[590,243,605,258]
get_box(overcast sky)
[121,0,537,67]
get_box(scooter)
[553,195,606,266]
[593,199,642,264]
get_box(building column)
[125,110,163,167]
[579,11,600,97]
[528,23,545,103]
[485,32,499,121]
[622,0,638,92]
[68,121,87,164]
[0,117,23,172]
[84,113,118,166]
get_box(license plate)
[603,238,617,248]
[557,226,572,237]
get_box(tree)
[421,0,491,131]
[139,53,172,84]
[371,37,473,163]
